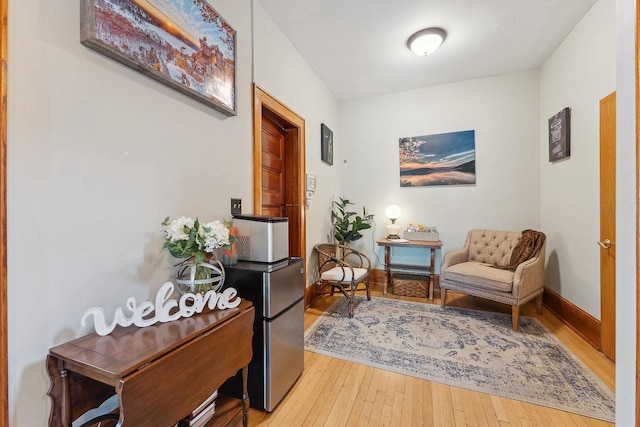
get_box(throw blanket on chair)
[492,229,545,271]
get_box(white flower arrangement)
[162,216,233,264]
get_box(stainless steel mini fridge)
[220,257,305,411]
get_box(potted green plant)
[331,197,374,246]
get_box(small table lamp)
[385,205,401,239]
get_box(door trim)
[0,0,9,427]
[636,0,640,419]
[252,84,306,276]
[1,0,8,423]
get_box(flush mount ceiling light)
[407,27,447,56]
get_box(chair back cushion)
[467,229,522,267]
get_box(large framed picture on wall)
[81,0,237,115]
[398,130,476,187]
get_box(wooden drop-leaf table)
[47,299,254,427]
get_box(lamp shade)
[385,205,401,220]
[407,28,446,56]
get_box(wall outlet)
[231,198,242,215]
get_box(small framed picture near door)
[321,123,334,165]
[548,107,571,162]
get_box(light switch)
[231,198,242,215]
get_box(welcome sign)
[81,282,241,336]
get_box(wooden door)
[261,115,286,217]
[252,85,306,263]
[599,91,616,361]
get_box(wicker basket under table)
[391,273,430,298]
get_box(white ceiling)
[258,0,599,101]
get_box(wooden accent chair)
[440,229,546,331]
[314,244,372,317]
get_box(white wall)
[615,0,637,422]
[539,0,616,318]
[7,0,253,424]
[252,0,341,280]
[339,71,541,267]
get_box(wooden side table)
[376,239,443,301]
[47,299,254,427]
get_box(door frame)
[637,0,640,418]
[1,0,8,424]
[252,84,306,276]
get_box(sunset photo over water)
[399,130,476,187]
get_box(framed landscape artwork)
[81,0,237,115]
[399,130,476,187]
[548,107,571,162]
[321,123,333,165]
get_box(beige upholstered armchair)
[314,244,372,317]
[440,229,546,331]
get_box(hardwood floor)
[211,284,615,427]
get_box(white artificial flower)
[200,220,231,251]
[164,216,195,242]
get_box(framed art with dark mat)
[548,107,571,161]
[321,123,333,165]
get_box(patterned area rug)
[304,297,615,422]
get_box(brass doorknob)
[597,239,612,249]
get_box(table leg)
[384,247,391,296]
[241,365,249,427]
[429,248,436,302]
[60,367,71,427]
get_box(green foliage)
[331,197,374,246]
[161,216,233,265]
[161,216,201,261]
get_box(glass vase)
[213,246,237,267]
[175,259,225,295]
